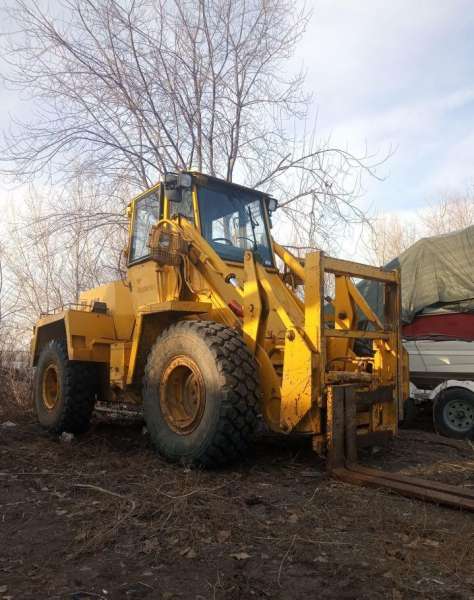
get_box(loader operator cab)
[128,172,276,267]
[197,180,274,267]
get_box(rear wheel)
[35,339,98,434]
[143,321,260,467]
[433,387,474,439]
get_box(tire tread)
[144,320,260,467]
[35,339,97,434]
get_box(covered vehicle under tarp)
[359,225,474,324]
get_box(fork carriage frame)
[249,240,404,451]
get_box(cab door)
[127,186,173,310]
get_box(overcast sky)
[299,0,474,216]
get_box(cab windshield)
[198,182,273,266]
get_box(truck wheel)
[433,387,474,439]
[35,339,97,434]
[143,321,260,467]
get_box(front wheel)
[143,321,260,467]
[34,339,98,434]
[433,387,474,439]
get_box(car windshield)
[198,182,273,266]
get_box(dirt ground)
[0,408,473,600]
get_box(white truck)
[405,334,474,438]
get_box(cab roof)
[127,171,270,212]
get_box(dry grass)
[0,344,33,420]
[1,413,474,599]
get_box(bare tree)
[1,0,382,250]
[363,186,474,266]
[0,249,3,325]
[1,180,125,335]
[420,189,474,236]
[363,213,418,265]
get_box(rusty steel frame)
[326,385,474,511]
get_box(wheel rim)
[42,364,60,410]
[159,356,205,435]
[442,398,474,433]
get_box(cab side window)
[169,189,195,223]
[129,191,161,263]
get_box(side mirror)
[164,173,181,203]
[163,172,192,203]
[267,197,278,213]
[177,173,192,189]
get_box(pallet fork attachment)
[327,386,474,511]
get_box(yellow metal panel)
[324,256,397,283]
[35,311,68,328]
[126,313,143,386]
[138,301,211,314]
[79,280,135,340]
[326,329,391,340]
[328,275,354,369]
[255,263,304,331]
[110,342,132,388]
[346,278,384,330]
[280,327,315,431]
[65,310,115,362]
[243,251,263,354]
[192,185,201,230]
[333,277,354,330]
[30,312,68,366]
[128,261,161,309]
[303,252,323,352]
[303,252,324,411]
[272,241,305,283]
[125,302,211,385]
[255,344,282,432]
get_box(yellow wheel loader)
[31,172,474,510]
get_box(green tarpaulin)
[359,225,474,323]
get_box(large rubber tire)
[433,387,474,440]
[143,321,260,467]
[34,339,97,434]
